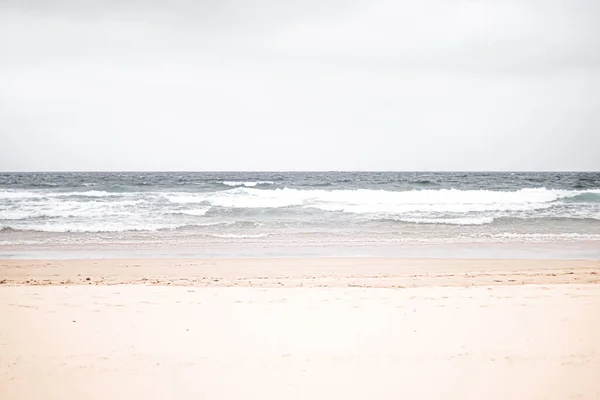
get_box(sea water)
[1,172,599,258]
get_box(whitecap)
[221,181,275,187]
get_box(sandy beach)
[2,258,600,399]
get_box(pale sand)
[1,258,600,399]
[1,257,599,287]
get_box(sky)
[1,0,599,171]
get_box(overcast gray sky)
[1,0,599,171]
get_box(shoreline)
[2,240,600,260]
[2,257,599,288]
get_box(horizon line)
[1,170,599,174]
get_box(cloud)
[1,0,599,171]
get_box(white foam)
[206,188,304,208]
[487,233,600,241]
[3,222,186,233]
[173,208,210,216]
[197,187,598,214]
[0,190,129,200]
[164,194,207,204]
[222,181,275,187]
[395,217,496,225]
[0,191,42,199]
[0,199,148,220]
[59,190,123,197]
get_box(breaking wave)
[221,181,275,187]
[1,187,599,233]
[160,187,600,214]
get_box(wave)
[60,190,125,197]
[0,219,262,233]
[173,220,260,229]
[378,215,600,226]
[163,194,209,204]
[0,191,44,200]
[174,187,600,214]
[392,217,496,225]
[170,208,210,216]
[2,187,599,232]
[0,199,149,221]
[221,181,275,187]
[0,223,187,233]
[22,183,60,188]
[302,182,334,187]
[487,233,600,241]
[409,180,439,186]
[4,187,598,208]
[4,186,596,217]
[0,190,128,200]
[564,192,600,203]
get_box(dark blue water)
[1,171,599,191]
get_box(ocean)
[1,172,599,258]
